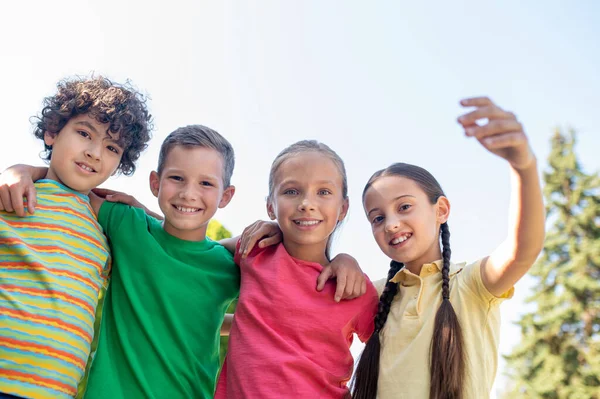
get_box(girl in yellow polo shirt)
[353,96,545,399]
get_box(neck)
[282,239,329,266]
[404,245,443,275]
[162,220,208,242]
[45,167,90,194]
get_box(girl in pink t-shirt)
[215,140,379,398]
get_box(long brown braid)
[352,163,465,399]
[351,260,403,398]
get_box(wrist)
[510,151,537,172]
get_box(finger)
[340,272,357,300]
[345,278,364,300]
[458,105,513,126]
[459,96,493,107]
[481,132,527,150]
[334,272,347,302]
[317,267,333,292]
[361,279,367,296]
[0,187,12,212]
[92,188,119,198]
[258,234,282,248]
[106,193,134,205]
[9,190,24,217]
[26,186,37,214]
[464,119,523,139]
[241,226,260,257]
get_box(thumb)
[316,267,333,292]
[26,186,37,214]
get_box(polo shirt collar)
[390,259,465,283]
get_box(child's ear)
[149,171,160,198]
[266,201,276,220]
[44,131,56,146]
[435,196,450,224]
[338,197,350,222]
[218,185,236,208]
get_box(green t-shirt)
[84,202,240,399]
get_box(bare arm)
[220,313,234,336]
[91,188,163,220]
[219,237,240,254]
[484,159,545,296]
[458,97,545,297]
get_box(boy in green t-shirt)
[2,125,366,398]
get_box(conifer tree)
[504,129,600,398]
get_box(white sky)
[2,1,599,397]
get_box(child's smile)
[268,151,348,264]
[292,217,323,230]
[364,175,445,273]
[44,114,123,193]
[150,145,233,242]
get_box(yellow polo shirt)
[373,259,513,399]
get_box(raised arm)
[458,97,545,297]
[0,164,47,216]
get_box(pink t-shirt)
[214,243,378,398]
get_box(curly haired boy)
[0,76,152,399]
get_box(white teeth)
[391,234,410,245]
[79,163,94,172]
[176,206,200,213]
[295,220,320,226]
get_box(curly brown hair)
[34,76,153,176]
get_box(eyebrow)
[367,194,416,216]
[163,168,219,180]
[75,121,122,145]
[74,121,99,134]
[279,179,337,186]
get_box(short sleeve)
[353,277,379,342]
[97,201,129,238]
[458,258,514,305]
[373,278,387,296]
[232,240,245,269]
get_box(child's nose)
[297,196,316,211]
[85,143,102,161]
[384,216,401,233]
[178,185,198,201]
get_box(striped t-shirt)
[0,179,110,399]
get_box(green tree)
[504,129,600,398]
[77,219,236,397]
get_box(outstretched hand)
[458,97,534,170]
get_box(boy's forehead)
[71,114,120,142]
[162,145,225,177]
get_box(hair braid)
[429,222,465,399]
[352,261,403,399]
[441,222,451,300]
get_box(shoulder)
[204,238,237,264]
[373,277,387,296]
[98,201,154,234]
[455,258,514,304]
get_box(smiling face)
[150,145,235,241]
[267,151,348,265]
[43,114,123,193]
[363,175,449,273]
